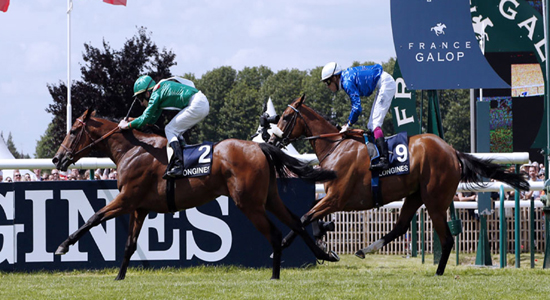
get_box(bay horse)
[268,95,529,275]
[52,108,338,280]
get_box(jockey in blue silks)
[321,62,396,170]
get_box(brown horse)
[52,109,338,280]
[268,95,529,275]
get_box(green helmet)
[133,75,156,97]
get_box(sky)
[0,0,395,157]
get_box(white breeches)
[367,71,396,131]
[165,91,209,160]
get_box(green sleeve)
[129,93,162,129]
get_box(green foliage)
[194,66,237,143]
[35,123,60,159]
[417,89,471,152]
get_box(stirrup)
[163,159,183,179]
[370,158,389,170]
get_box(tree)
[440,89,471,152]
[194,66,237,143]
[36,27,176,158]
[260,69,307,113]
[217,66,274,141]
[35,123,60,159]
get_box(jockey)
[118,75,210,179]
[321,62,396,171]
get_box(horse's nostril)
[52,157,59,164]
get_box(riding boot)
[164,141,185,179]
[370,137,389,171]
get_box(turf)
[1,254,548,299]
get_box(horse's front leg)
[281,196,338,249]
[55,210,104,255]
[115,209,148,280]
[55,196,128,255]
[281,213,314,248]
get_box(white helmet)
[321,62,342,81]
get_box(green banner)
[391,61,420,135]
[471,0,547,148]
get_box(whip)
[124,98,138,121]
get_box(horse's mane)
[305,105,341,130]
[90,115,167,147]
[93,114,119,123]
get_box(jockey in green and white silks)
[118,75,210,178]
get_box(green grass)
[1,254,549,299]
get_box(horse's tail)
[456,151,529,191]
[259,143,336,183]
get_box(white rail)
[0,152,529,170]
[315,181,544,194]
[296,152,530,166]
[0,158,115,169]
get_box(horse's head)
[52,108,98,171]
[268,95,308,148]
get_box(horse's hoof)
[55,245,68,255]
[281,239,289,248]
[329,250,340,262]
[355,250,365,259]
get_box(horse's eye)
[283,115,292,121]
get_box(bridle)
[271,104,314,149]
[60,118,119,162]
[271,104,348,163]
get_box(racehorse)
[268,95,529,276]
[52,108,338,280]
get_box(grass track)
[1,254,549,299]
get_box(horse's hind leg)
[55,196,128,255]
[239,206,283,279]
[115,209,148,281]
[429,210,454,276]
[356,191,423,258]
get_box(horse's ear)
[297,94,306,107]
[83,107,95,121]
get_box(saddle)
[354,131,411,208]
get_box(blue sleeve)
[342,79,362,125]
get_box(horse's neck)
[96,126,163,166]
[302,107,341,158]
[302,107,338,136]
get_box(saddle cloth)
[181,141,214,178]
[365,131,410,178]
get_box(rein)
[60,118,120,159]
[276,104,365,163]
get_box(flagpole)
[67,0,73,134]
